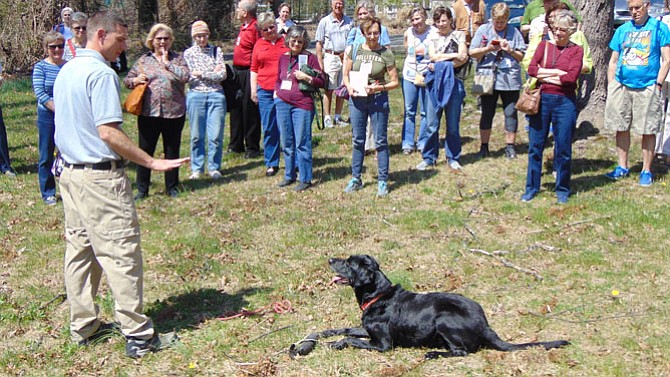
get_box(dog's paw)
[424,350,468,359]
[289,339,316,358]
[424,351,447,359]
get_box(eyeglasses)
[73,26,86,31]
[289,39,304,45]
[48,44,65,50]
[155,37,171,41]
[628,4,646,12]
[262,25,276,32]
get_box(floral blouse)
[123,51,190,119]
[183,44,227,93]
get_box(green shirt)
[348,45,395,84]
[521,0,582,26]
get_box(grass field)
[2,68,670,377]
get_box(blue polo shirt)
[54,49,124,164]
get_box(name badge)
[281,79,293,91]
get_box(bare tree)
[573,0,614,131]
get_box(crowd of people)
[2,0,668,204]
[0,0,667,360]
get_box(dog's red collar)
[360,293,385,311]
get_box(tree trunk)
[573,0,614,132]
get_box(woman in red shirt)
[251,12,289,177]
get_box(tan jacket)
[453,0,487,45]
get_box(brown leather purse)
[124,63,146,115]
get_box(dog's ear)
[359,255,380,270]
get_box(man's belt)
[324,49,344,58]
[64,160,125,170]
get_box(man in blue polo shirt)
[604,0,670,187]
[54,11,189,358]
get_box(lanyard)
[287,54,299,76]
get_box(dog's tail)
[483,328,570,351]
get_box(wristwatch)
[656,81,663,89]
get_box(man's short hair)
[87,11,127,40]
[239,0,258,18]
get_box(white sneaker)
[448,160,462,171]
[324,115,333,128]
[209,170,222,179]
[335,116,349,127]
[189,172,201,180]
[416,161,434,171]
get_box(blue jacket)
[425,61,455,111]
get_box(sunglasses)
[155,36,171,41]
[73,26,86,31]
[48,44,65,50]
[262,25,276,32]
[289,39,304,45]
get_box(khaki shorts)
[604,80,662,135]
[323,52,343,90]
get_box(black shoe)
[277,178,296,187]
[134,191,149,201]
[478,145,490,159]
[266,166,279,177]
[294,181,312,191]
[244,150,260,159]
[78,322,122,346]
[166,189,179,198]
[227,147,244,154]
[125,332,178,359]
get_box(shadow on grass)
[540,158,618,194]
[147,287,271,332]
[389,168,439,191]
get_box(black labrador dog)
[289,255,569,359]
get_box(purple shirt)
[275,52,325,111]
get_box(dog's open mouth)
[331,275,349,285]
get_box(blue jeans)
[257,88,280,168]
[422,79,465,165]
[525,94,576,200]
[37,107,56,198]
[401,79,428,151]
[186,91,226,173]
[349,92,390,181]
[275,98,314,183]
[0,105,14,174]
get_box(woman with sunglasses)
[250,12,289,178]
[32,31,66,205]
[275,26,325,191]
[124,23,190,199]
[63,12,87,61]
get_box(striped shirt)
[33,59,65,110]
